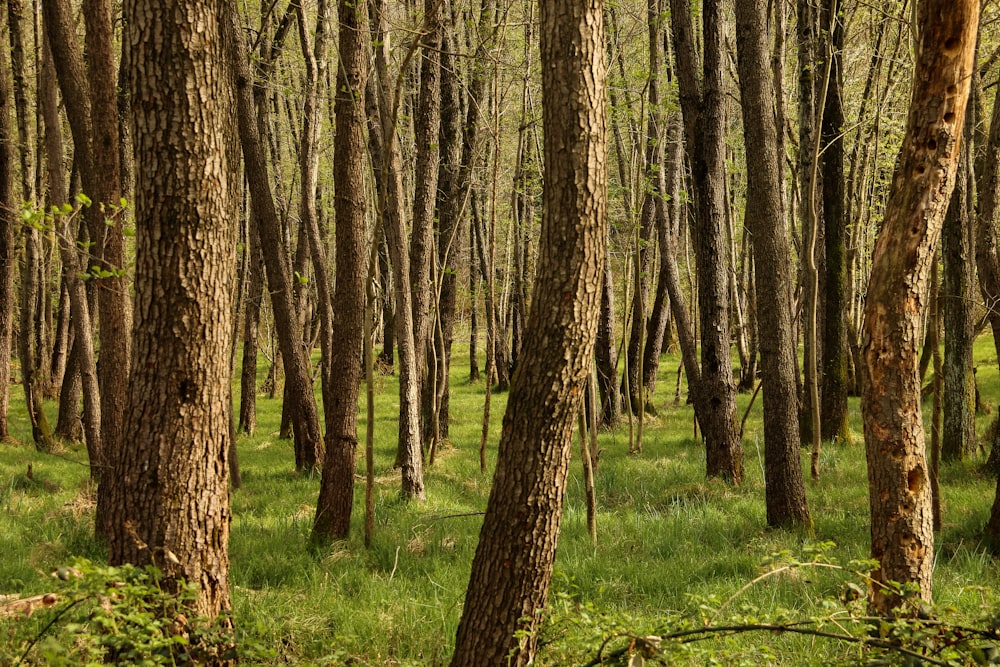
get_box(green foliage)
[5,338,1000,663]
[0,558,269,666]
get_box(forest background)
[1,0,1000,664]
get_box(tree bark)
[669,0,743,483]
[312,0,370,541]
[225,3,324,472]
[366,0,425,500]
[0,0,15,441]
[734,0,811,529]
[861,0,977,615]
[108,0,237,623]
[819,0,849,444]
[941,110,976,463]
[450,0,606,659]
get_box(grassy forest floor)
[4,337,1000,665]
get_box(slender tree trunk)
[941,108,976,463]
[0,0,15,441]
[670,0,743,483]
[226,3,324,472]
[819,0,849,444]
[313,0,370,540]
[734,0,811,529]
[239,218,263,435]
[450,0,607,658]
[366,0,425,501]
[861,0,977,614]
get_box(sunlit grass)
[2,336,1000,664]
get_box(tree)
[670,0,743,483]
[449,0,607,661]
[312,0,370,541]
[861,0,978,614]
[106,0,238,622]
[733,0,811,529]
[819,0,850,444]
[0,0,14,442]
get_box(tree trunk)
[108,0,236,624]
[941,110,976,463]
[670,0,743,483]
[450,0,607,659]
[366,0,425,501]
[239,218,263,435]
[861,0,977,614]
[0,0,15,441]
[819,0,849,444]
[226,3,324,472]
[734,0,811,529]
[312,0,370,541]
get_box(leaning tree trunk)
[108,0,237,624]
[450,0,607,659]
[861,0,977,615]
[226,4,324,472]
[734,0,811,529]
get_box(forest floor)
[3,338,1000,665]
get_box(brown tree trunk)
[366,0,425,500]
[238,218,263,435]
[108,0,237,624]
[941,110,976,463]
[450,0,606,659]
[670,0,743,483]
[312,0,370,540]
[0,0,15,441]
[734,0,811,529]
[861,0,977,615]
[819,0,849,444]
[226,2,324,472]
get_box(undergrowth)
[2,338,1000,664]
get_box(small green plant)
[2,558,269,666]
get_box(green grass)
[3,337,1000,664]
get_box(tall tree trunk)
[734,0,811,529]
[39,24,102,465]
[670,0,743,483]
[861,0,977,615]
[0,0,15,441]
[366,0,425,501]
[450,0,607,659]
[410,0,441,385]
[313,0,370,540]
[109,0,237,623]
[225,3,324,472]
[239,217,263,435]
[941,109,976,463]
[819,0,849,444]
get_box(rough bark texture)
[109,0,236,622]
[861,0,977,614]
[449,0,607,661]
[819,0,850,444]
[734,0,811,529]
[226,4,324,472]
[312,0,369,541]
[0,1,14,441]
[238,221,263,435]
[941,118,976,463]
[366,0,424,500]
[670,0,743,483]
